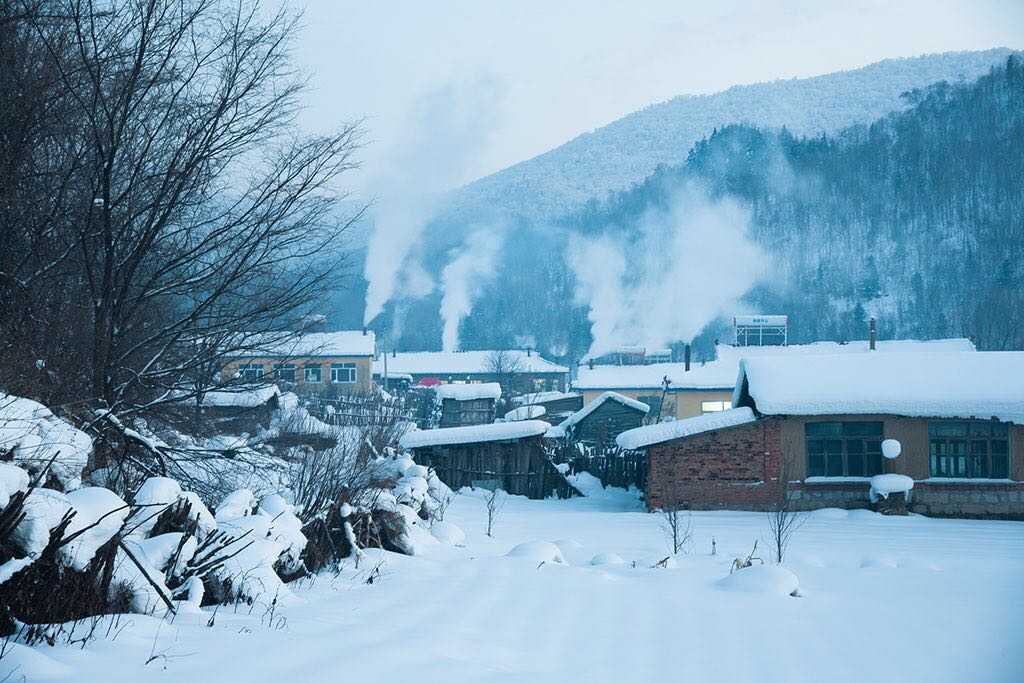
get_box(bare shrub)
[767,464,805,563]
[660,505,692,555]
[730,541,764,574]
[484,488,505,538]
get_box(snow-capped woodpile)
[0,391,452,635]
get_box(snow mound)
[431,521,466,546]
[718,565,800,596]
[505,541,566,565]
[504,404,546,421]
[401,421,549,449]
[0,393,91,488]
[435,382,502,401]
[590,552,625,566]
[554,538,584,551]
[860,556,899,569]
[0,641,73,680]
[11,488,73,557]
[869,474,914,502]
[62,487,129,570]
[215,488,257,521]
[0,463,30,508]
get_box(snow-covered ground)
[9,488,1024,683]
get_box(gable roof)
[400,420,550,449]
[573,338,977,392]
[233,331,376,358]
[551,391,650,437]
[373,350,568,376]
[734,351,1024,424]
[616,407,758,450]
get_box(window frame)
[273,363,296,383]
[928,420,1010,479]
[238,363,264,381]
[805,421,883,478]
[303,364,322,384]
[330,362,358,384]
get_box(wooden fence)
[545,442,647,492]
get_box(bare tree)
[766,463,804,563]
[660,504,692,555]
[484,487,505,538]
[0,1,366,476]
[484,350,525,409]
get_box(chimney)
[869,317,877,351]
[588,358,594,370]
[392,348,396,358]
[362,326,367,336]
[684,344,691,372]
[527,348,531,357]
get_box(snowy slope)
[442,49,1016,222]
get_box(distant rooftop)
[574,338,977,391]
[373,350,569,377]
[232,330,376,358]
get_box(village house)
[545,391,650,448]
[574,337,977,420]
[434,383,502,427]
[221,330,376,394]
[373,350,570,395]
[618,351,1024,519]
[400,421,575,499]
[507,391,584,425]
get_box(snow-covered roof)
[734,352,1024,423]
[372,350,569,376]
[434,383,502,401]
[574,338,977,391]
[200,385,280,408]
[234,331,376,358]
[510,391,581,406]
[557,391,650,432]
[616,407,758,450]
[400,420,550,449]
[504,405,547,421]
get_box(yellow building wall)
[579,388,735,420]
[222,356,374,393]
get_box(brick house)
[618,352,1024,519]
[221,330,376,394]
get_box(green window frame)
[331,362,357,384]
[805,421,883,477]
[929,420,1009,479]
[273,363,296,383]
[238,363,264,381]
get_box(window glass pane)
[808,454,825,477]
[806,422,842,437]
[930,422,967,438]
[990,422,1009,437]
[866,452,882,477]
[304,365,321,383]
[847,448,864,477]
[842,422,882,437]
[990,454,1009,479]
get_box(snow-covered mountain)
[441,48,1015,222]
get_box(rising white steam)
[440,229,505,351]
[363,76,505,326]
[569,183,766,356]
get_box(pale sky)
[288,0,1024,195]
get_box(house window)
[238,363,264,381]
[638,395,663,415]
[273,363,296,383]
[304,365,322,384]
[701,400,732,413]
[533,378,549,391]
[331,362,357,384]
[806,422,883,477]
[929,420,1009,479]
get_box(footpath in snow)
[8,487,1024,683]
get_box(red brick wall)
[646,418,784,511]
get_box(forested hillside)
[402,55,1024,358]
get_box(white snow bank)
[10,487,72,557]
[215,488,257,521]
[590,552,625,566]
[435,382,502,401]
[505,541,566,565]
[735,351,1024,423]
[0,393,91,487]
[197,384,280,408]
[0,463,30,508]
[616,407,757,450]
[401,420,550,449]
[431,521,466,546]
[504,404,547,421]
[511,391,580,406]
[869,474,914,503]
[0,642,73,680]
[62,487,129,570]
[718,565,800,596]
[216,514,292,602]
